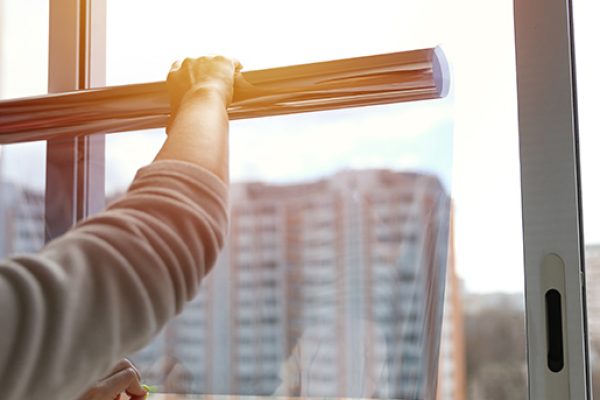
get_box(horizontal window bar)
[0,47,448,144]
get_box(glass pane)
[106,1,442,86]
[0,0,48,257]
[0,0,49,99]
[0,142,46,257]
[107,103,452,399]
[573,1,600,397]
[106,1,525,399]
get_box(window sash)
[515,0,591,396]
[44,0,106,240]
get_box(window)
[101,3,454,397]
[1,0,591,399]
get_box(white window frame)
[515,0,591,398]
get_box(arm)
[0,56,236,400]
[158,55,240,182]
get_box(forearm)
[156,89,230,184]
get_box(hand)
[77,359,148,400]
[167,55,241,115]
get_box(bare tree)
[464,303,527,400]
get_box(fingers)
[106,358,142,382]
[213,55,241,72]
[169,55,238,75]
[97,366,147,399]
[77,359,148,400]
[101,359,146,400]
[166,54,240,114]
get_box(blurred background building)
[132,169,453,399]
[437,215,467,400]
[585,245,600,399]
[0,139,470,399]
[0,159,45,257]
[0,144,471,398]
[586,245,600,350]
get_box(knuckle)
[113,359,129,372]
[122,358,135,368]
[125,367,137,379]
[128,361,142,377]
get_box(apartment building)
[133,168,452,399]
[0,179,44,257]
[436,216,467,400]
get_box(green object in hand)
[142,384,158,398]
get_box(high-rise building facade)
[436,215,467,400]
[133,169,451,399]
[0,180,44,257]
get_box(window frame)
[514,0,591,398]
[0,0,592,398]
[45,0,106,240]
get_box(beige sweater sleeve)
[0,160,228,400]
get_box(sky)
[0,0,599,294]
